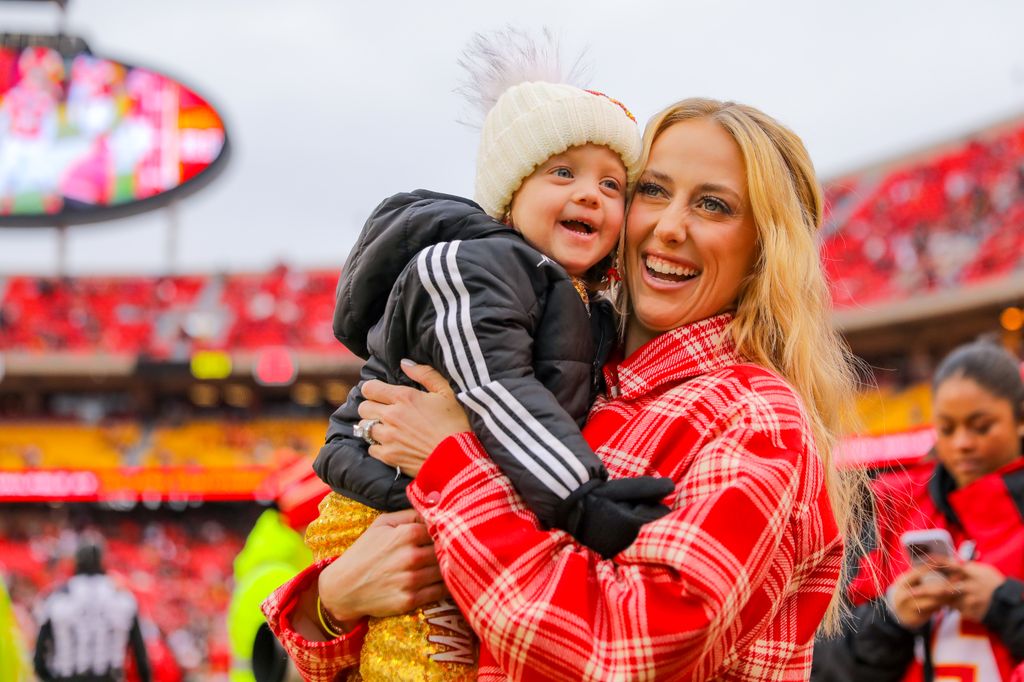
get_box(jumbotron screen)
[0,45,227,224]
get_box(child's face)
[508,144,626,278]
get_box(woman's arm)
[405,426,832,680]
[261,509,447,681]
[262,560,364,681]
[365,366,837,680]
[981,576,1024,658]
[844,599,917,682]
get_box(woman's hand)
[886,562,962,629]
[357,360,471,478]
[952,561,1005,622]
[297,509,448,640]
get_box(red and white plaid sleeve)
[261,559,365,682]
[408,381,841,681]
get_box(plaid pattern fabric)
[263,314,842,681]
[407,314,843,681]
[261,558,366,681]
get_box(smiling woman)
[264,96,869,681]
[847,341,1024,681]
[622,117,759,352]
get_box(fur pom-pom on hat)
[458,28,642,220]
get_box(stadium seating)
[0,266,343,356]
[854,382,933,435]
[141,418,325,467]
[213,267,339,352]
[822,122,1024,308]
[0,421,138,469]
[0,418,323,469]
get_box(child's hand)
[358,360,471,477]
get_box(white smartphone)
[900,529,957,568]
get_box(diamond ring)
[354,418,381,447]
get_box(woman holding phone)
[846,341,1024,681]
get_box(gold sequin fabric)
[570,275,591,318]
[570,276,589,306]
[305,493,478,681]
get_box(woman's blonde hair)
[618,98,868,633]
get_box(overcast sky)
[1,0,1022,275]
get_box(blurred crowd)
[0,264,344,356]
[0,392,328,469]
[0,503,260,680]
[822,124,1024,307]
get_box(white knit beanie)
[474,82,642,219]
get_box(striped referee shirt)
[34,574,149,682]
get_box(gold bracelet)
[316,596,345,638]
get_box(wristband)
[316,596,346,638]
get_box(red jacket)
[848,457,1024,681]
[264,314,843,680]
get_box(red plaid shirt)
[264,314,843,680]
[261,557,366,681]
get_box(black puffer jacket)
[313,190,673,559]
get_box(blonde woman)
[264,98,864,680]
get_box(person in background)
[33,541,151,682]
[1,574,32,681]
[229,456,328,682]
[846,341,1024,680]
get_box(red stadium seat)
[0,267,353,357]
[823,124,1024,308]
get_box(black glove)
[555,476,676,559]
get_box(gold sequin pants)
[305,492,478,681]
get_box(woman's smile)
[641,252,701,284]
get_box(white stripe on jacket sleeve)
[414,241,590,498]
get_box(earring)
[604,253,622,284]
